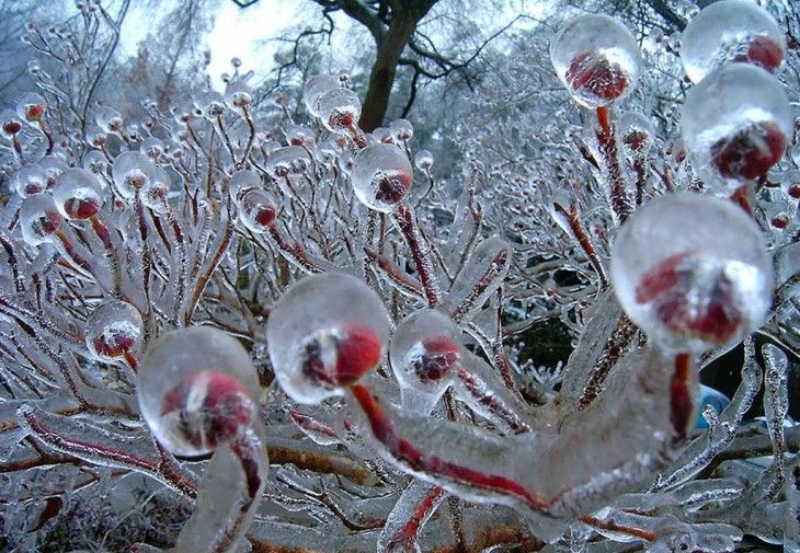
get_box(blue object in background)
[695,384,731,429]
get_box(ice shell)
[38,155,67,187]
[315,88,362,134]
[389,309,461,398]
[11,164,48,197]
[85,300,143,362]
[137,327,260,457]
[53,168,103,220]
[618,112,656,154]
[265,146,312,178]
[351,144,413,213]
[19,194,61,246]
[95,105,123,133]
[16,92,46,122]
[390,119,413,141]
[228,169,261,204]
[82,150,108,174]
[681,64,791,186]
[266,273,390,404]
[680,0,785,83]
[285,125,316,147]
[111,151,158,199]
[550,14,641,108]
[611,193,772,353]
[302,74,341,117]
[414,150,434,172]
[224,79,253,109]
[140,137,165,160]
[238,189,277,233]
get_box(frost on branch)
[0,2,797,551]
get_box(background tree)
[236,0,526,130]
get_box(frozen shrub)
[0,3,797,553]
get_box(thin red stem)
[350,383,548,511]
[596,106,632,223]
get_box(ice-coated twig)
[595,106,633,223]
[392,204,441,308]
[377,479,446,553]
[653,338,762,491]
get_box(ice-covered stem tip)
[550,15,641,222]
[390,309,530,433]
[137,327,267,553]
[266,272,391,405]
[350,141,442,307]
[550,14,641,110]
[680,0,786,84]
[610,193,773,354]
[267,275,690,519]
[681,64,792,188]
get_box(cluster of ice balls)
[548,8,780,354]
[679,0,791,188]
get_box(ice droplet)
[550,14,641,109]
[10,164,47,197]
[390,309,461,401]
[137,327,260,457]
[351,144,413,213]
[238,189,277,233]
[315,87,362,134]
[682,64,791,186]
[611,193,772,353]
[302,74,340,117]
[53,168,103,220]
[85,300,143,362]
[680,0,785,83]
[19,193,61,246]
[266,273,390,404]
[111,151,158,200]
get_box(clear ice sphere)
[53,168,104,220]
[550,14,641,109]
[681,64,792,186]
[351,144,413,213]
[137,327,260,457]
[611,193,772,353]
[680,0,785,84]
[266,273,390,404]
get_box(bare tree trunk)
[360,11,420,131]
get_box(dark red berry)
[24,104,45,121]
[253,205,276,227]
[565,51,629,102]
[710,120,786,180]
[411,335,460,383]
[161,371,253,451]
[92,329,136,359]
[624,130,649,152]
[35,209,61,235]
[636,251,742,345]
[335,324,383,385]
[3,121,22,135]
[328,110,355,130]
[301,324,383,388]
[375,171,412,205]
[63,197,100,220]
[771,214,789,229]
[732,35,783,72]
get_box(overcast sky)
[121,1,305,90]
